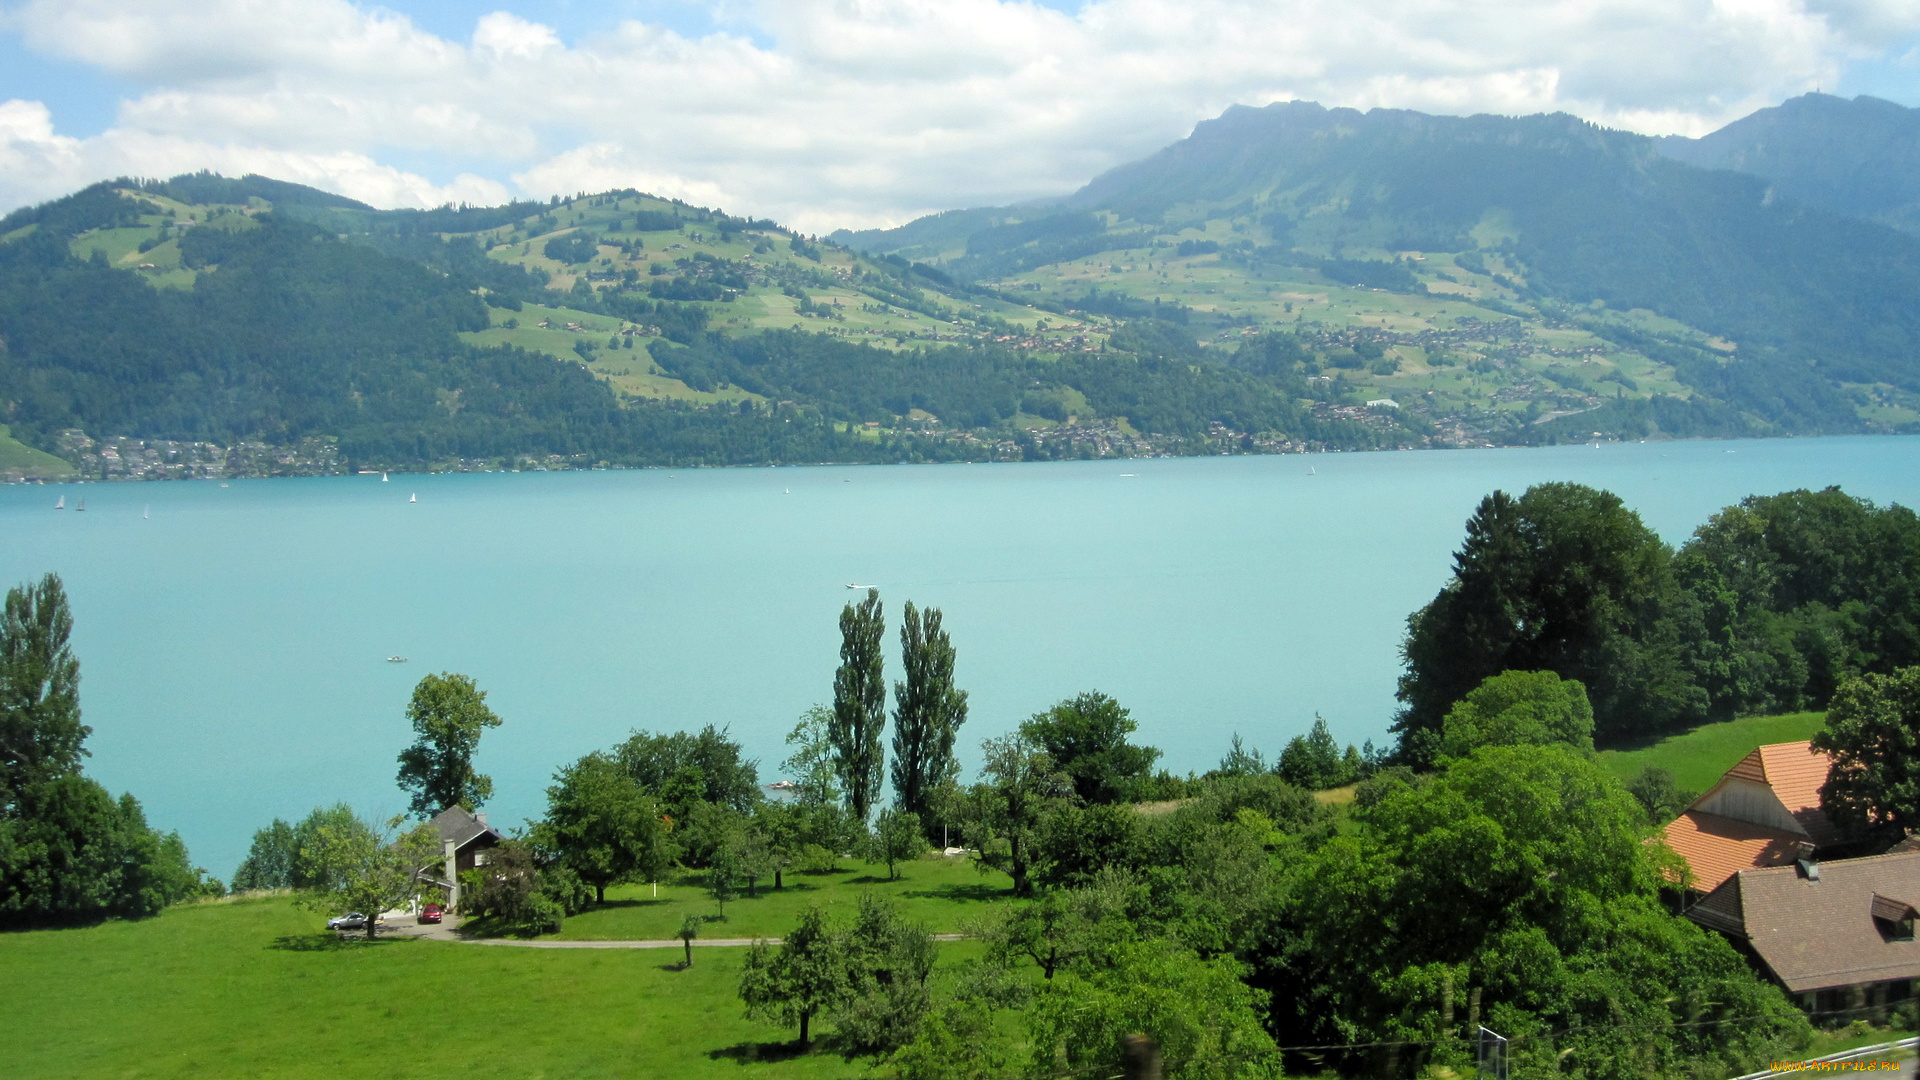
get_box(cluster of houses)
[1661,740,1920,1017]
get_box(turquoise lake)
[3,435,1917,877]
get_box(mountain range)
[2,93,1917,479]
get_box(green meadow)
[1597,711,1828,794]
[548,854,1013,942]
[2,861,1014,1080]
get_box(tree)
[0,574,210,928]
[678,911,702,968]
[831,588,887,822]
[1677,488,1920,719]
[1396,483,1702,756]
[962,733,1069,897]
[460,839,562,935]
[297,811,442,940]
[871,806,924,880]
[835,894,937,1053]
[395,672,503,818]
[231,818,298,891]
[1020,692,1160,804]
[1275,715,1345,790]
[539,751,672,904]
[1435,670,1595,759]
[891,602,967,830]
[0,573,87,807]
[1814,666,1920,841]
[615,724,762,818]
[740,903,848,1046]
[1026,939,1280,1080]
[1274,745,1804,1076]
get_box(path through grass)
[2,890,987,1079]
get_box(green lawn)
[549,854,1014,942]
[0,424,75,478]
[2,891,999,1080]
[1597,712,1828,794]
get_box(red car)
[419,903,444,924]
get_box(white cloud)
[3,0,1918,230]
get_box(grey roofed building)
[421,806,503,912]
[1688,850,1920,1015]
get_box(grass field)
[2,888,1005,1080]
[1597,712,1828,794]
[0,424,75,478]
[549,854,1014,942]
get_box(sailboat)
[142,506,150,520]
[53,495,64,510]
[409,493,417,503]
[75,497,85,511]
[382,472,389,482]
[1308,466,1316,475]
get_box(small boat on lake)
[53,495,63,510]
[387,656,407,663]
[75,498,85,511]
[381,472,389,482]
[846,583,873,589]
[408,493,416,503]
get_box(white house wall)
[1696,779,1807,835]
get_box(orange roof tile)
[1756,741,1842,847]
[1662,810,1810,893]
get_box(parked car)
[327,912,369,931]
[419,904,443,924]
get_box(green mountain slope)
[1,174,1419,475]
[839,101,1920,441]
[1658,93,1920,235]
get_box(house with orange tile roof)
[1659,741,1841,894]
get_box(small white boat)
[53,495,63,510]
[75,498,85,511]
[784,488,790,494]
[766,780,796,790]
[382,472,389,482]
[846,583,872,589]
[1308,466,1316,475]
[142,506,150,520]
[387,656,407,663]
[408,493,417,503]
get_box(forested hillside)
[0,174,1415,477]
[1658,93,1920,236]
[7,93,1920,479]
[840,98,1920,443]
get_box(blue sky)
[2,0,1916,231]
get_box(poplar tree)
[890,602,967,828]
[831,588,886,822]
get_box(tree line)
[0,574,216,927]
[1393,482,1920,759]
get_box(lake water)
[3,435,1917,877]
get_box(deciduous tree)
[1020,692,1159,804]
[1814,666,1920,841]
[297,811,442,940]
[740,903,847,1046]
[538,751,671,904]
[395,672,503,818]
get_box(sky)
[2,0,1918,233]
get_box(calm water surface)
[3,435,1916,875]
